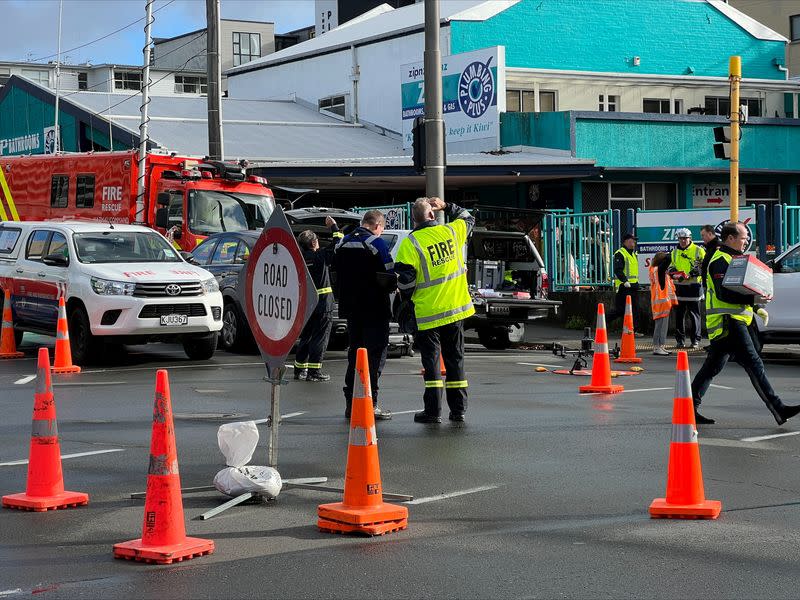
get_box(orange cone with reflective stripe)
[0,289,23,359]
[614,295,642,364]
[579,304,624,394]
[113,370,214,563]
[318,347,408,535]
[649,351,721,519]
[2,348,89,511]
[52,297,80,374]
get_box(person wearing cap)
[668,228,706,349]
[607,233,640,331]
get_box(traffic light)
[713,126,732,160]
[412,117,425,174]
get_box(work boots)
[293,368,308,381]
[306,370,330,382]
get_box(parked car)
[381,227,561,349]
[754,242,800,346]
[0,221,223,363]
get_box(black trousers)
[674,300,701,346]
[416,320,468,417]
[607,284,639,330]
[691,318,785,421]
[295,299,332,370]
[344,317,389,409]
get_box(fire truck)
[0,150,275,250]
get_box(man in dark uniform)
[334,210,395,420]
[607,233,640,331]
[699,224,719,290]
[294,217,342,382]
[691,221,800,425]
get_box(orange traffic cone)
[52,297,80,374]
[649,351,721,519]
[318,347,408,536]
[614,295,642,364]
[2,348,89,511]
[0,289,23,359]
[579,304,624,394]
[113,370,214,564]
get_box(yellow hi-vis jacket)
[705,250,753,341]
[613,247,639,291]
[396,219,474,331]
[671,242,705,285]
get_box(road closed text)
[257,263,293,320]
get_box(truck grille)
[139,304,207,318]
[133,281,202,297]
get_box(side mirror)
[155,207,169,229]
[180,251,198,265]
[42,253,69,267]
[157,192,170,206]
[771,260,781,273]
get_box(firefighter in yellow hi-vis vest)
[395,197,475,424]
[668,227,706,349]
[607,233,640,331]
[690,221,800,426]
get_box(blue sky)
[2,0,315,65]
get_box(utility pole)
[136,0,154,225]
[53,0,63,153]
[729,56,741,223]
[423,0,445,221]
[206,0,224,160]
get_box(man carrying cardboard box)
[691,221,800,425]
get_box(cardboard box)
[722,254,773,298]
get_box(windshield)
[188,190,274,234]
[74,231,182,264]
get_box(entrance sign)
[240,206,318,375]
[692,183,746,208]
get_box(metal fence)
[544,209,618,291]
[351,203,411,230]
[783,205,800,250]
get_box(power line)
[25,0,178,63]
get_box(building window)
[76,175,95,208]
[318,94,347,118]
[50,175,69,208]
[791,14,800,41]
[599,94,619,112]
[506,89,550,113]
[114,70,142,91]
[539,91,557,112]
[704,96,761,118]
[22,69,49,87]
[78,72,88,90]
[232,32,261,67]
[174,75,207,94]
[746,183,780,201]
[0,67,10,87]
[643,99,670,114]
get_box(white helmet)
[676,228,692,239]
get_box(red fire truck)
[0,150,275,250]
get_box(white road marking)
[580,387,671,396]
[53,381,126,387]
[13,375,35,385]
[0,590,23,597]
[80,359,346,375]
[0,448,124,467]
[405,485,499,505]
[391,409,419,416]
[195,389,228,394]
[741,431,800,443]
[710,383,735,390]
[252,412,306,424]
[517,362,567,368]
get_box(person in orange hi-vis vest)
[650,252,678,356]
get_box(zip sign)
[240,206,318,374]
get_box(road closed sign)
[240,206,318,373]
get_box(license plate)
[160,314,188,326]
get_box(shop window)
[114,70,142,91]
[599,94,619,112]
[174,75,207,94]
[50,175,69,208]
[233,32,261,67]
[704,96,761,117]
[76,175,95,208]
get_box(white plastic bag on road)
[213,421,282,499]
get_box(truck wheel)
[477,325,512,350]
[183,332,218,360]
[68,305,100,364]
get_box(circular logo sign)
[714,220,753,252]
[250,241,300,342]
[458,60,494,119]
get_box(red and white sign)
[240,207,318,373]
[692,183,746,208]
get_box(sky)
[1,0,315,66]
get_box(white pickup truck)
[0,221,223,363]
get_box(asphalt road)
[1,334,800,599]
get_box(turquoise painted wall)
[500,111,570,150]
[451,0,786,79]
[574,117,800,171]
[0,86,78,154]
